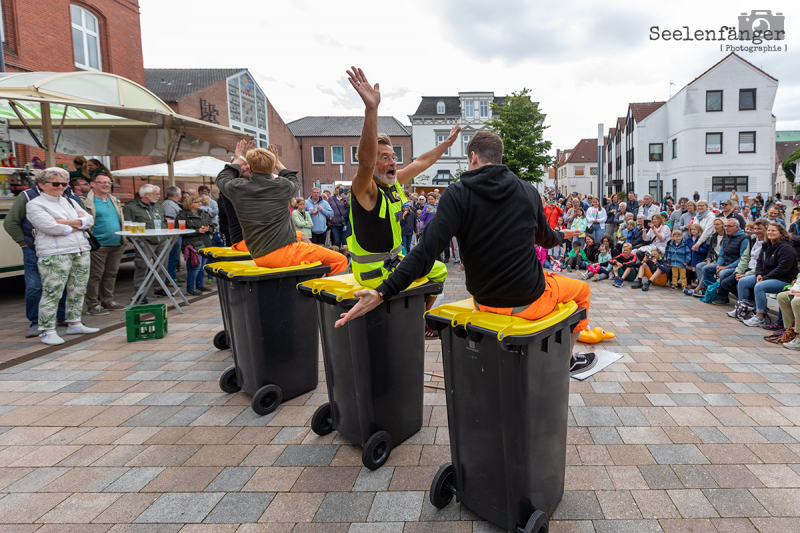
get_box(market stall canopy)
[112,156,227,179]
[0,71,251,160]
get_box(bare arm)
[397,124,461,184]
[349,67,381,209]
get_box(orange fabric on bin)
[231,240,248,252]
[253,241,348,275]
[475,271,590,332]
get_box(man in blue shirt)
[306,187,333,245]
[82,173,127,315]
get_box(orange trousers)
[231,240,248,252]
[475,271,590,331]
[252,239,348,275]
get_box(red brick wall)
[267,99,302,184]
[296,135,413,195]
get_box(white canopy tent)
[112,156,227,180]
[0,71,251,185]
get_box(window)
[312,146,325,164]
[672,138,677,159]
[437,101,445,114]
[706,90,722,112]
[739,132,756,153]
[706,133,722,154]
[649,181,660,198]
[437,134,450,156]
[575,166,585,176]
[393,146,403,164]
[649,143,663,162]
[71,5,102,71]
[331,146,344,164]
[462,134,472,155]
[712,176,748,192]
[259,133,268,149]
[739,89,756,110]
[434,170,452,185]
[350,146,359,164]
[590,167,598,175]
[465,101,474,118]
[479,101,489,118]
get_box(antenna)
[669,80,677,98]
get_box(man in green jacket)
[122,184,168,300]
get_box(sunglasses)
[49,182,68,188]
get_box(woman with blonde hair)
[292,197,314,239]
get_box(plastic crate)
[125,304,168,342]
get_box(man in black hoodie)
[335,130,592,351]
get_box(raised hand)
[267,144,279,155]
[442,123,462,146]
[347,67,380,109]
[233,139,248,160]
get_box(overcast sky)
[140,0,799,155]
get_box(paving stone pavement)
[0,265,799,532]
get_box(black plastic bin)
[198,247,253,351]
[205,260,330,415]
[298,275,443,470]
[424,299,586,533]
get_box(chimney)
[556,149,561,164]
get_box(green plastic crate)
[126,304,168,342]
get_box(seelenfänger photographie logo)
[650,10,786,53]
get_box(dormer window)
[437,101,445,114]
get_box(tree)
[486,88,553,183]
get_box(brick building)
[287,116,411,195]
[1,0,145,169]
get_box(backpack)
[734,299,757,321]
[701,281,720,303]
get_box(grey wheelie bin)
[298,274,443,470]
[205,260,330,415]
[424,298,587,533]
[198,247,252,350]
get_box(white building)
[604,53,778,201]
[408,92,506,187]
[555,139,600,197]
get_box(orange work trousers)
[231,231,304,252]
[253,240,348,275]
[475,271,590,331]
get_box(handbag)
[86,231,101,251]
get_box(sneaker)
[186,289,201,296]
[711,298,730,306]
[103,302,126,311]
[66,323,100,335]
[197,286,212,292]
[784,337,800,350]
[153,289,167,297]
[668,283,678,290]
[86,305,109,316]
[26,325,41,338]
[425,325,439,339]
[40,330,64,345]
[166,280,182,287]
[570,352,597,376]
[642,280,651,292]
[683,288,695,296]
[453,260,461,265]
[763,321,783,331]
[727,309,739,319]
[612,277,623,288]
[692,291,705,298]
[742,316,764,327]
[631,279,643,289]
[579,271,588,279]
[137,297,149,305]
[567,267,573,272]
[206,278,214,284]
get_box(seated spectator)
[738,223,799,326]
[628,215,649,250]
[691,200,716,251]
[776,274,800,349]
[717,199,746,229]
[788,215,800,268]
[685,223,708,287]
[665,228,691,290]
[764,206,786,228]
[616,220,637,254]
[724,219,767,316]
[534,244,548,267]
[678,201,696,237]
[82,173,127,316]
[25,169,99,345]
[545,241,566,270]
[636,194,659,227]
[690,218,747,300]
[688,218,724,294]
[640,213,671,255]
[584,243,612,281]
[570,207,587,247]
[292,197,314,239]
[742,205,754,222]
[631,248,669,290]
[176,195,213,295]
[669,197,689,230]
[611,243,640,287]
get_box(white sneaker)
[40,330,65,345]
[66,323,100,335]
[784,337,800,350]
[742,316,764,327]
[727,309,739,319]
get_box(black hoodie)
[376,164,564,308]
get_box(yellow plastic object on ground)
[578,327,616,344]
[425,298,578,342]
[298,274,430,303]
[199,247,252,260]
[207,260,323,279]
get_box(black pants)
[311,232,327,245]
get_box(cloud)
[436,0,650,63]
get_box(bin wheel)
[430,462,455,509]
[213,330,229,350]
[311,403,334,436]
[252,384,282,415]
[362,431,392,470]
[219,367,240,394]
[523,510,548,533]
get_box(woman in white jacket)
[26,169,99,345]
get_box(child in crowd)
[611,243,640,288]
[615,220,637,255]
[631,248,670,291]
[534,244,548,267]
[546,241,566,271]
[566,234,596,271]
[684,223,708,287]
[584,244,612,281]
[570,207,587,247]
[665,228,690,290]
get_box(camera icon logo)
[738,10,785,40]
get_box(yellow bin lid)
[207,260,324,279]
[426,298,578,341]
[200,247,252,259]
[298,274,430,303]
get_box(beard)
[374,169,396,187]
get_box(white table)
[115,228,196,313]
